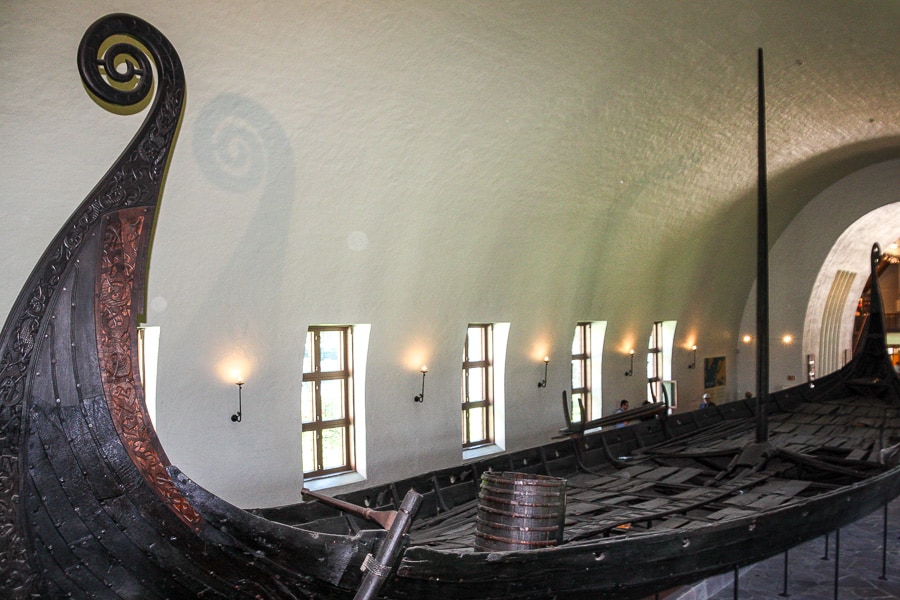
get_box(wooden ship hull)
[2,13,900,600]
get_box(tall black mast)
[755,48,770,443]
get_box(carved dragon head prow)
[0,14,191,595]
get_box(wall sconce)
[742,334,753,344]
[688,345,697,369]
[625,349,635,376]
[413,365,427,403]
[231,377,244,422]
[782,334,794,345]
[537,356,550,388]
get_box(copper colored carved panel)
[97,210,202,531]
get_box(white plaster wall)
[2,2,899,507]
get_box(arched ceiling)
[2,1,898,326]
[0,1,899,503]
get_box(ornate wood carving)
[0,14,186,596]
[97,211,202,530]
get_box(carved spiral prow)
[866,242,887,336]
[78,13,180,110]
[79,20,153,107]
[76,13,185,186]
[0,14,186,597]
[872,242,882,275]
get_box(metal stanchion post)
[779,549,789,597]
[881,503,889,581]
[833,528,840,600]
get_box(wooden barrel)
[474,471,566,552]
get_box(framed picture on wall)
[704,356,726,389]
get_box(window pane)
[571,393,584,422]
[302,331,314,373]
[467,407,486,443]
[572,329,583,354]
[571,361,583,388]
[302,430,317,473]
[319,330,343,372]
[302,325,354,479]
[321,427,346,470]
[320,380,344,420]
[467,327,483,361]
[461,323,493,448]
[300,381,315,423]
[467,367,484,402]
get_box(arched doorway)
[805,207,900,379]
[737,159,900,395]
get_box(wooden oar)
[301,488,398,530]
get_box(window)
[137,325,160,427]
[302,326,353,478]
[462,324,493,448]
[570,322,591,422]
[646,320,676,405]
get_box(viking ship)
[2,14,900,600]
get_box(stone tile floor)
[699,497,900,600]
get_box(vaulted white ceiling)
[1,1,898,504]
